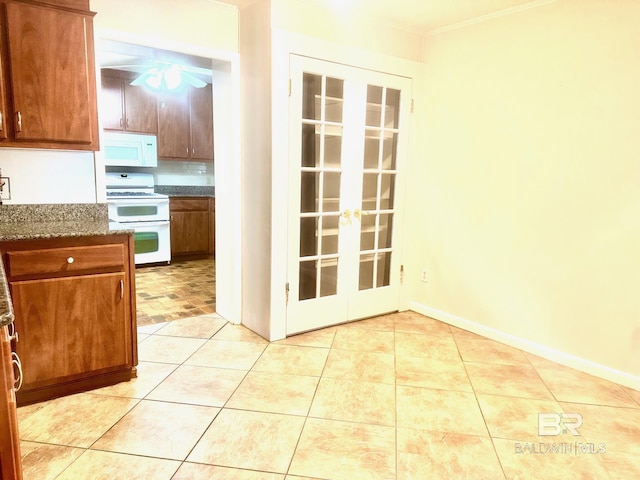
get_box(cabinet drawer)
[170,198,209,212]
[6,244,125,278]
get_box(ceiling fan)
[130,63,207,91]
[103,61,209,91]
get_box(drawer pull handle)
[67,256,75,264]
[12,352,23,391]
[7,323,18,343]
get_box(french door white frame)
[286,55,412,335]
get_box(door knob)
[354,209,369,219]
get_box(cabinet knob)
[67,256,75,264]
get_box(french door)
[286,56,412,335]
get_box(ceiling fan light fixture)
[163,65,183,90]
[129,64,208,91]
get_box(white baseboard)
[409,302,640,392]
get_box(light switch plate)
[0,177,11,201]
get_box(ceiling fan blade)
[181,71,207,88]
[129,69,157,86]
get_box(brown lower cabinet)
[0,234,138,406]
[0,324,22,480]
[170,197,215,258]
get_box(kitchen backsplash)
[155,159,214,186]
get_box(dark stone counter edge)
[155,185,215,197]
[0,260,14,328]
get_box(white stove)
[106,172,170,265]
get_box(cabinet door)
[158,90,190,158]
[0,326,22,480]
[100,76,125,130]
[10,272,130,390]
[189,84,214,160]
[124,83,158,134]
[170,210,210,255]
[5,2,97,145]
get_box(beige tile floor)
[17,311,640,479]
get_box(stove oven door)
[107,198,169,223]
[126,221,171,265]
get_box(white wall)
[0,150,97,204]
[91,0,238,54]
[271,0,425,63]
[239,0,274,338]
[413,0,640,386]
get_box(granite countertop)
[0,259,13,328]
[154,185,215,197]
[0,204,132,242]
[0,203,133,327]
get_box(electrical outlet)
[0,176,11,201]
[421,269,428,283]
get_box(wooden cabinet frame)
[0,234,138,406]
[0,0,99,150]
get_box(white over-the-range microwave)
[103,131,158,167]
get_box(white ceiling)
[216,0,540,34]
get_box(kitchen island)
[0,203,138,406]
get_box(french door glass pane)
[303,74,322,120]
[357,84,401,291]
[300,172,319,213]
[300,217,318,257]
[380,173,395,210]
[366,86,383,126]
[320,258,338,297]
[364,133,379,169]
[322,216,339,254]
[377,252,392,287]
[359,253,375,290]
[299,260,317,300]
[299,73,345,301]
[362,173,378,210]
[323,172,341,212]
[325,126,343,168]
[378,213,393,249]
[301,124,320,168]
[385,89,401,128]
[382,131,398,170]
[325,78,344,123]
[360,213,376,251]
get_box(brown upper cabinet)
[101,70,158,134]
[158,84,213,161]
[0,0,99,150]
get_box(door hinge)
[400,264,404,285]
[288,79,292,97]
[286,282,290,304]
[410,99,414,113]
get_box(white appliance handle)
[123,221,170,228]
